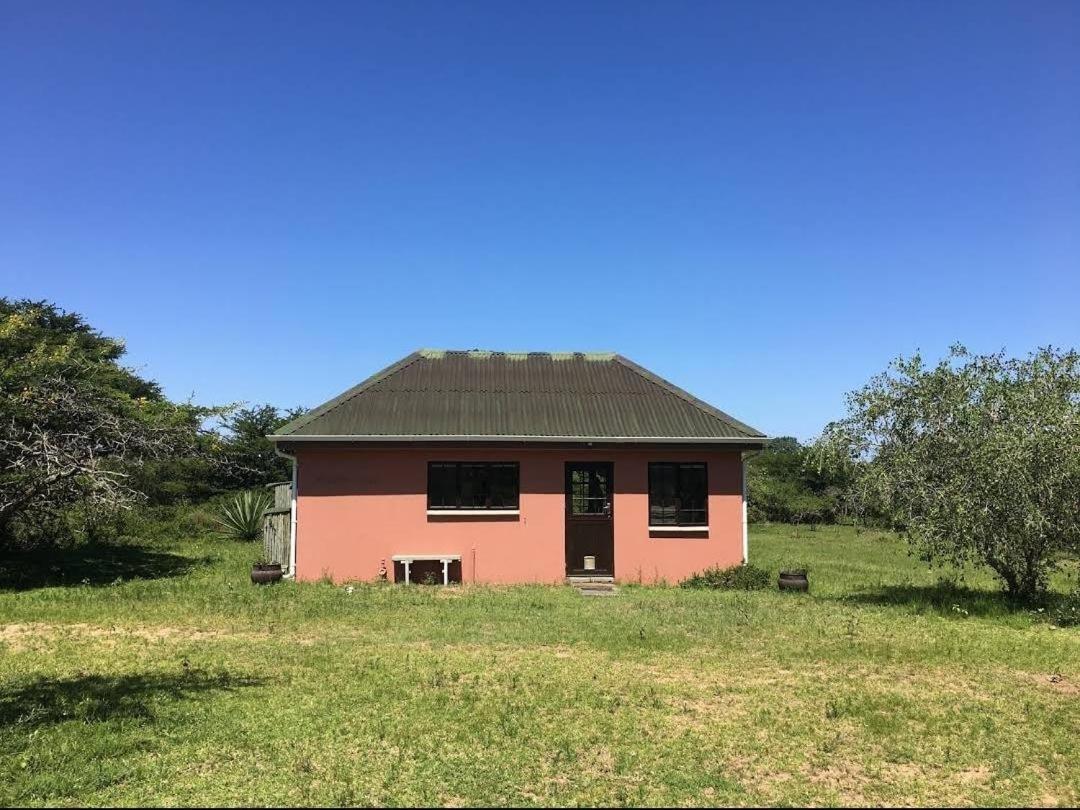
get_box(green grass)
[1,515,1077,807]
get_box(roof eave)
[268,433,768,445]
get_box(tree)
[746,436,850,524]
[0,299,213,546]
[214,404,305,490]
[816,345,1080,600]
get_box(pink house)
[269,350,766,585]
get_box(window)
[427,462,519,510]
[648,462,708,526]
[568,464,611,515]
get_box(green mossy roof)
[274,350,765,441]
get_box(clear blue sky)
[2,1,1078,440]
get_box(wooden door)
[564,462,614,576]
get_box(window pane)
[429,462,519,510]
[591,469,609,500]
[459,463,487,508]
[650,462,707,526]
[677,463,708,525]
[571,469,587,514]
[571,467,609,514]
[428,463,458,509]
[489,463,519,508]
[648,463,677,524]
[584,469,608,513]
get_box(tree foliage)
[746,436,851,525]
[129,403,305,505]
[816,345,1080,600]
[0,299,216,547]
[214,404,304,490]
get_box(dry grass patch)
[0,622,268,651]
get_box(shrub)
[681,564,771,590]
[212,490,271,542]
[1050,586,1080,628]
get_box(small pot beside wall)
[251,562,284,585]
[778,569,809,593]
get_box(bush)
[1050,586,1080,627]
[681,564,771,590]
[212,490,271,542]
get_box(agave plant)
[213,490,272,542]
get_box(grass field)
[1,515,1077,807]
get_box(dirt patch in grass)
[805,761,872,806]
[627,655,755,690]
[955,766,992,785]
[885,762,927,781]
[434,587,467,599]
[580,746,617,777]
[1033,673,1079,696]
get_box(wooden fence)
[262,481,292,570]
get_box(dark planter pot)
[778,570,809,592]
[251,563,284,585]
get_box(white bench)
[391,554,462,585]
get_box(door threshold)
[565,575,615,584]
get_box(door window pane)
[570,467,610,515]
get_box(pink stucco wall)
[294,446,746,585]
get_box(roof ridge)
[612,354,764,438]
[274,351,424,436]
[369,388,658,392]
[421,348,616,360]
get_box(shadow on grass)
[0,671,266,730]
[0,542,210,592]
[835,582,1052,618]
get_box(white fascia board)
[269,434,767,444]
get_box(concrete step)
[570,579,619,597]
[579,586,619,597]
[565,576,615,584]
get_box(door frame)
[564,461,615,577]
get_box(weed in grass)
[844,614,860,645]
[732,592,755,626]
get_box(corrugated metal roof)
[272,350,766,442]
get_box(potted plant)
[251,560,284,585]
[778,564,810,592]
